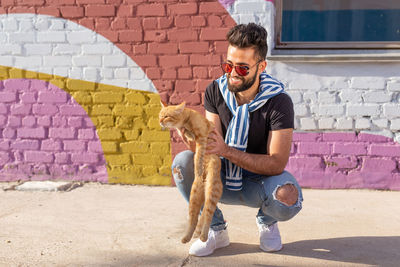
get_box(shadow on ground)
[212,236,400,266]
[79,236,400,266]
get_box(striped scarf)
[217,71,284,190]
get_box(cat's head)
[159,101,186,129]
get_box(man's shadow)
[211,236,400,266]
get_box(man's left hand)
[206,128,228,156]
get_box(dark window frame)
[274,0,400,49]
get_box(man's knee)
[172,166,184,181]
[171,150,193,170]
[275,184,298,206]
[172,150,193,166]
[171,150,194,183]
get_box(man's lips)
[229,76,243,84]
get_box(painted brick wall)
[0,0,399,190]
[223,0,400,190]
[288,132,400,190]
[0,0,236,185]
[0,66,171,184]
[0,77,107,182]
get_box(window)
[275,0,400,49]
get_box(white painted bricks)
[0,14,157,93]
[390,119,400,130]
[287,91,302,104]
[346,104,380,116]
[294,105,308,116]
[289,78,323,90]
[363,91,392,103]
[300,118,317,130]
[317,104,345,116]
[234,1,267,13]
[318,118,335,129]
[355,118,371,129]
[383,104,399,118]
[351,77,386,90]
[339,90,362,103]
[25,44,52,55]
[336,118,353,130]
[387,81,400,91]
[67,32,96,44]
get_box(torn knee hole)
[275,184,298,206]
[173,167,183,181]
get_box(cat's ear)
[176,102,186,113]
[160,99,168,108]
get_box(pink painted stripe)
[0,79,107,183]
[287,132,400,190]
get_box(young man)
[171,23,303,257]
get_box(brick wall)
[0,66,171,184]
[0,0,236,185]
[0,0,399,189]
[0,76,108,182]
[287,132,400,190]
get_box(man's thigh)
[219,171,303,208]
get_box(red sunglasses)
[221,60,262,77]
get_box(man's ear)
[259,60,267,73]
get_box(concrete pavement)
[0,183,399,267]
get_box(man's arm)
[206,111,292,176]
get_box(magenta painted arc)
[0,79,107,182]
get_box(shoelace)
[258,223,272,233]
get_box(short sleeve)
[204,81,219,114]
[269,93,294,130]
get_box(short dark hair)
[226,23,268,61]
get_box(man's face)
[225,45,261,93]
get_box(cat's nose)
[159,121,166,131]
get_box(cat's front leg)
[193,196,206,238]
[194,138,207,179]
[199,156,222,242]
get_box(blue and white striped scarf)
[217,71,284,190]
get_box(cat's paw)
[181,236,191,244]
[193,229,200,238]
[200,232,208,242]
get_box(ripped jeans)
[172,150,303,231]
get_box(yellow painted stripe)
[0,65,172,185]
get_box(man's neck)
[235,81,260,106]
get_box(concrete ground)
[0,183,399,267]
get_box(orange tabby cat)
[159,101,222,243]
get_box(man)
[171,23,303,257]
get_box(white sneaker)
[256,220,283,252]
[188,227,230,257]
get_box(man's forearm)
[221,146,285,176]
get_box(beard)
[227,71,258,93]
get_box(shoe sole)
[189,241,230,257]
[260,244,283,253]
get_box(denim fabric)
[171,150,303,230]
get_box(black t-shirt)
[204,80,294,155]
